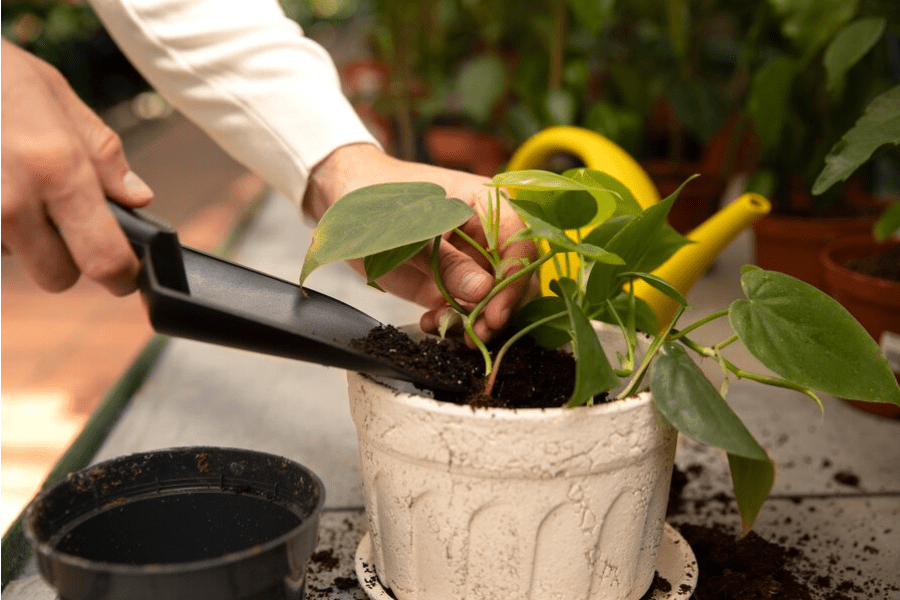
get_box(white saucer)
[355,522,697,599]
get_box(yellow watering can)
[506,126,771,332]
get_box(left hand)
[303,143,539,344]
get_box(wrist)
[302,142,383,221]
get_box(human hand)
[303,143,539,344]
[1,39,154,295]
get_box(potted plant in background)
[298,167,900,599]
[590,2,753,234]
[815,83,900,417]
[343,0,516,172]
[743,0,896,289]
[502,1,760,233]
[419,48,512,176]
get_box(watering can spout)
[636,193,771,330]
[507,126,772,332]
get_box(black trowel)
[108,200,465,392]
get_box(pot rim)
[351,371,654,422]
[821,235,900,293]
[22,446,326,577]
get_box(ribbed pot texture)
[348,365,677,600]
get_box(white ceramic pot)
[347,327,678,600]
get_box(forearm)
[88,0,378,206]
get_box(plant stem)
[677,335,824,409]
[464,252,557,379]
[716,334,740,351]
[452,228,496,268]
[429,234,493,373]
[604,299,635,375]
[466,319,494,375]
[669,308,730,341]
[491,189,502,261]
[618,305,685,399]
[431,235,468,314]
[484,311,567,396]
[469,251,556,319]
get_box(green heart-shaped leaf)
[363,240,429,288]
[512,296,570,349]
[650,343,769,462]
[300,183,473,286]
[493,170,595,191]
[728,453,775,533]
[502,169,617,231]
[512,208,624,265]
[729,269,900,405]
[823,17,886,91]
[812,85,900,195]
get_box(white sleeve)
[88,0,380,207]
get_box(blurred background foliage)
[4,0,898,203]
[2,1,150,111]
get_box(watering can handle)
[507,126,661,209]
[506,127,772,332]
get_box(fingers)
[45,171,144,296]
[0,193,80,292]
[49,66,154,208]
[1,42,152,296]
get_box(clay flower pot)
[752,179,884,290]
[424,126,509,177]
[753,213,879,290]
[821,235,900,418]
[347,327,680,600]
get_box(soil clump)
[845,243,900,282]
[352,325,605,408]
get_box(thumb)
[435,241,494,304]
[54,71,154,208]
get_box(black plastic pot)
[23,447,325,600]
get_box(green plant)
[743,0,897,214]
[813,84,900,240]
[298,168,900,531]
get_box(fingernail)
[460,272,491,298]
[124,171,153,201]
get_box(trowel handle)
[107,200,190,293]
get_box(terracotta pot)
[425,126,509,177]
[821,236,900,418]
[346,326,679,600]
[753,213,878,290]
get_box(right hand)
[1,39,154,295]
[303,143,539,345]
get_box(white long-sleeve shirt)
[89,0,379,207]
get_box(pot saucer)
[355,522,697,599]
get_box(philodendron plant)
[299,168,900,530]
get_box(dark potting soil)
[675,522,814,600]
[845,244,900,282]
[352,325,608,408]
[665,465,899,600]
